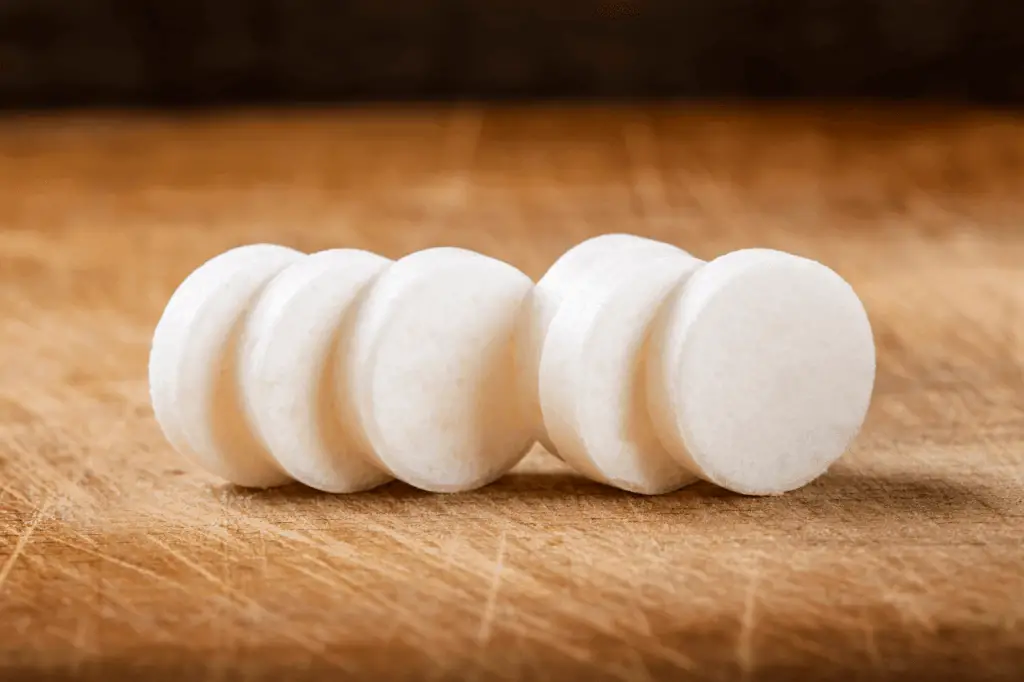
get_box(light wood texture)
[0,105,1022,681]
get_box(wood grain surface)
[0,104,1022,681]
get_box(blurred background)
[1,0,1023,107]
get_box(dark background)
[2,0,1023,108]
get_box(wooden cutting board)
[0,104,1022,681]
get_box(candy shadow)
[220,462,1006,521]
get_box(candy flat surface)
[240,249,393,493]
[346,247,535,492]
[649,249,877,495]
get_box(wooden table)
[0,105,1022,681]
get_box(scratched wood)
[0,105,1022,681]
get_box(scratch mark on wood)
[737,563,762,680]
[0,498,48,593]
[50,534,178,589]
[861,611,884,671]
[477,529,507,644]
[145,532,356,672]
[0,481,30,505]
[146,533,228,593]
[46,558,178,643]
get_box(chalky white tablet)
[518,233,688,456]
[149,244,303,488]
[647,248,876,495]
[539,251,703,494]
[344,247,534,493]
[239,249,394,493]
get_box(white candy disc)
[149,244,303,487]
[648,248,876,495]
[345,247,534,492]
[518,233,688,456]
[539,251,703,494]
[240,249,394,493]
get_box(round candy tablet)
[647,248,876,495]
[149,244,303,488]
[539,251,703,494]
[240,249,394,493]
[344,247,535,493]
[517,233,689,457]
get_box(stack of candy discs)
[149,234,876,496]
